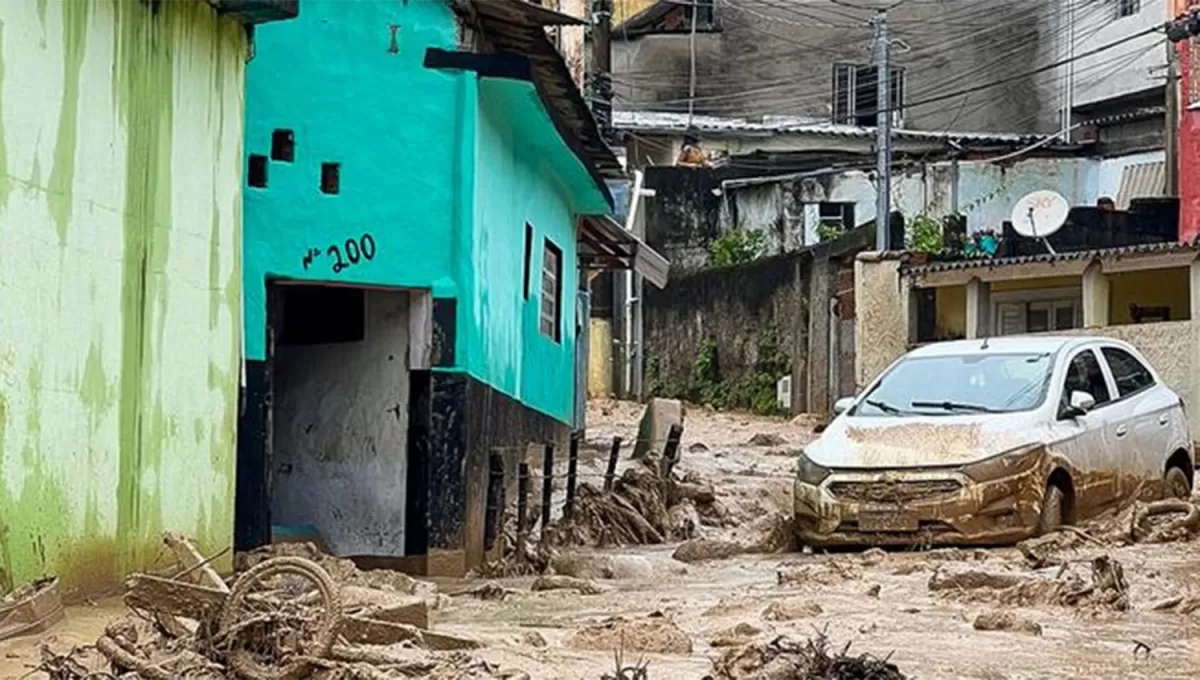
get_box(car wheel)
[1165,465,1192,500]
[1037,484,1066,535]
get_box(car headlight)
[960,443,1045,483]
[796,451,831,486]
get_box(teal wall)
[244,0,610,425]
[243,0,463,362]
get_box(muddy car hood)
[805,413,1045,469]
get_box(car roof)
[906,336,1097,358]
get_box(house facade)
[1171,1,1200,241]
[0,0,296,596]
[238,0,664,576]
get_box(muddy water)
[7,403,1200,679]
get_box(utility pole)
[589,0,614,143]
[872,11,892,251]
[1166,38,1180,197]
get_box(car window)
[1062,349,1111,407]
[855,352,1054,416]
[1101,347,1154,397]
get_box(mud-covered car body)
[794,336,1194,547]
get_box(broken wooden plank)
[422,630,486,651]
[163,533,229,593]
[124,574,227,622]
[337,616,424,646]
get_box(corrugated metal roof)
[902,241,1197,277]
[614,110,1047,145]
[1116,161,1166,210]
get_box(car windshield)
[855,352,1054,417]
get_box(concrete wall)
[1059,0,1167,109]
[0,0,247,594]
[643,252,809,411]
[854,256,911,390]
[271,290,411,557]
[613,1,1060,133]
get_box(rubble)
[747,433,786,447]
[39,534,505,680]
[708,631,906,680]
[529,575,608,595]
[777,559,862,586]
[566,614,694,655]
[761,599,823,622]
[929,555,1130,612]
[972,611,1043,636]
[0,577,64,642]
[673,539,744,563]
[710,623,764,648]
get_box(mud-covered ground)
[5,401,1200,679]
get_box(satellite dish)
[1011,190,1069,239]
[1011,190,1068,255]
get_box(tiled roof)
[462,0,624,180]
[902,241,1198,277]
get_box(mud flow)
[5,401,1200,679]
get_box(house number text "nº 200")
[301,233,377,273]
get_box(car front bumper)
[793,463,1045,548]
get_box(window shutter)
[997,303,1025,336]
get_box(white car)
[794,336,1194,547]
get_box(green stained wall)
[0,0,246,595]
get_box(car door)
[1050,346,1121,514]
[1098,345,1173,484]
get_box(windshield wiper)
[911,400,999,413]
[864,399,904,414]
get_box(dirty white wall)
[0,0,246,595]
[1054,0,1166,109]
[853,255,911,390]
[272,290,412,557]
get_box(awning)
[578,215,670,289]
[1116,161,1166,210]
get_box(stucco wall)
[0,0,246,594]
[643,251,809,411]
[271,290,411,557]
[1058,0,1166,108]
[243,0,461,363]
[246,1,604,427]
[854,256,910,390]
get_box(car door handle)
[1160,414,1170,425]
[1115,426,1129,438]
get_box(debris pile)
[708,631,906,680]
[39,535,513,680]
[777,559,862,586]
[566,613,694,655]
[972,610,1043,636]
[929,555,1130,612]
[1110,499,1200,544]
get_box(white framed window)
[540,239,562,342]
[993,289,1082,336]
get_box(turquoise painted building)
[237,0,665,575]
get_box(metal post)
[1167,38,1181,197]
[872,11,891,251]
[590,0,614,143]
[565,433,580,520]
[604,436,622,491]
[542,444,554,528]
[517,462,529,541]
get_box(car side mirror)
[1061,390,1096,419]
[833,397,855,416]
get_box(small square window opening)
[248,154,268,188]
[321,162,340,195]
[271,129,295,162]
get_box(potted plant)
[906,214,943,264]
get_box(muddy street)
[6,401,1200,679]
